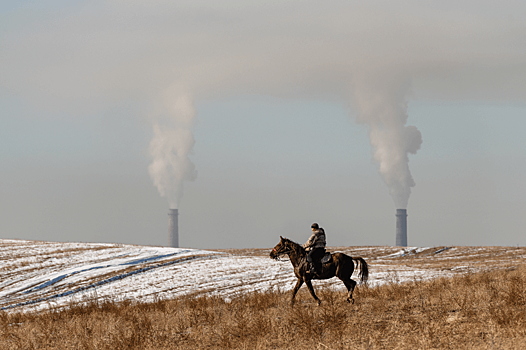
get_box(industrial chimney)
[395,209,407,247]
[168,209,179,248]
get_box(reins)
[273,246,292,261]
[274,240,306,263]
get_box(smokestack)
[168,209,179,248]
[395,209,407,247]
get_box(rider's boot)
[313,262,321,276]
[307,261,316,274]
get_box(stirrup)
[307,263,316,274]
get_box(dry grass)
[1,265,525,349]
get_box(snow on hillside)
[1,239,525,313]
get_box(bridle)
[272,244,292,260]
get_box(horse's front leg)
[290,278,304,306]
[305,279,321,306]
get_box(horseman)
[303,223,326,275]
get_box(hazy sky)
[1,0,526,248]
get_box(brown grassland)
[1,264,525,349]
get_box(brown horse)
[270,236,368,305]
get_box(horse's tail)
[352,257,369,284]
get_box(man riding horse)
[304,223,326,275]
[270,233,368,305]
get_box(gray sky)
[1,0,526,248]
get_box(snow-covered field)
[1,239,525,313]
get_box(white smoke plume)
[352,71,423,209]
[148,92,197,208]
[3,1,525,212]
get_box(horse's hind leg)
[341,278,357,304]
[290,278,304,306]
[305,279,321,306]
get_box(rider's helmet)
[311,223,319,229]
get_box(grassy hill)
[1,240,525,348]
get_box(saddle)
[320,252,332,264]
[302,252,332,277]
[304,252,332,266]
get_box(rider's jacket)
[303,228,326,251]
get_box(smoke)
[148,92,197,208]
[352,71,423,208]
[2,0,526,211]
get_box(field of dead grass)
[1,262,525,349]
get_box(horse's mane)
[281,237,300,245]
[281,237,306,254]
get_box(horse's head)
[269,236,294,260]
